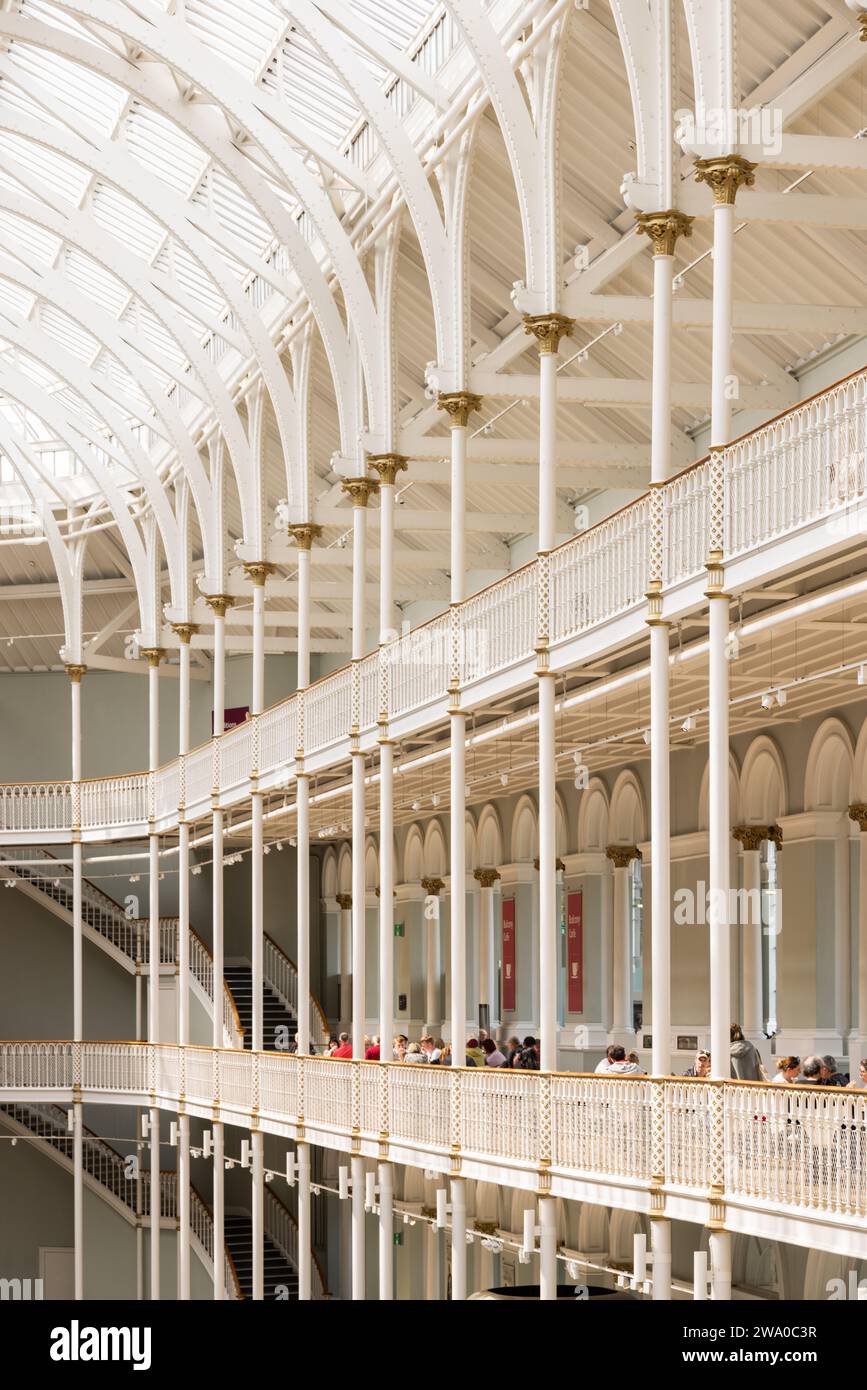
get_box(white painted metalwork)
[2,1044,865,1228]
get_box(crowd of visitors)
[321,1030,541,1068]
[318,1022,867,1088]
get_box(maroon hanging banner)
[567,890,584,1014]
[501,897,516,1012]
[211,705,249,735]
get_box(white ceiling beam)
[467,373,790,412]
[313,505,534,533]
[568,294,867,337]
[396,457,648,489]
[666,182,867,231]
[0,578,135,601]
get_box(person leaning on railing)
[682,1050,710,1078]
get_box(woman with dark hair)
[729,1022,764,1081]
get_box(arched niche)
[577,778,610,853]
[336,844,352,895]
[853,715,867,803]
[740,736,788,824]
[477,803,505,869]
[364,838,379,891]
[465,811,478,872]
[321,848,338,899]
[804,717,854,813]
[608,769,647,845]
[402,824,424,884]
[423,818,448,877]
[510,793,538,863]
[555,791,568,857]
[697,752,741,832]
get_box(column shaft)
[451,1177,467,1301]
[73,1103,83,1300]
[651,1217,672,1300]
[741,847,763,1037]
[297,775,310,1054]
[649,620,670,1076]
[251,1129,264,1300]
[298,1143,312,1300]
[212,1121,225,1300]
[538,1194,557,1301]
[351,1153,365,1300]
[378,1161,394,1301]
[379,742,394,1051]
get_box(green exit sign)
[394,921,405,938]
[393,1231,403,1246]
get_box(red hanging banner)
[567,890,584,1014]
[501,897,516,1012]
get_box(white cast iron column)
[298,1142,312,1300]
[172,622,197,1301]
[538,1195,557,1301]
[206,594,231,1300]
[246,563,273,1058]
[337,893,352,1029]
[251,1128,264,1300]
[142,645,164,1301]
[523,316,573,1072]
[636,209,692,1089]
[378,1160,394,1301]
[368,459,406,1061]
[695,152,756,1303]
[451,1177,467,1300]
[343,478,378,1056]
[733,826,766,1039]
[437,394,481,1055]
[422,877,445,1036]
[607,846,640,1037]
[67,662,85,1300]
[288,525,321,1056]
[351,1152,365,1300]
[695,154,755,1082]
[212,1121,224,1301]
[474,869,500,1024]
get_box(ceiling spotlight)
[681,715,696,733]
[500,772,509,787]
[761,691,774,710]
[775,688,787,707]
[464,784,471,798]
[431,792,440,807]
[129,873,140,884]
[726,632,740,660]
[642,729,651,746]
[191,864,202,876]
[4,878,15,888]
[572,749,584,765]
[858,665,867,686]
[411,800,421,812]
[263,844,271,855]
[276,841,283,852]
[289,837,296,847]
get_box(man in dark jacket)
[820,1054,848,1086]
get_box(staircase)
[0,849,328,1049]
[224,965,297,1052]
[223,1212,299,1299]
[0,1102,240,1297]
